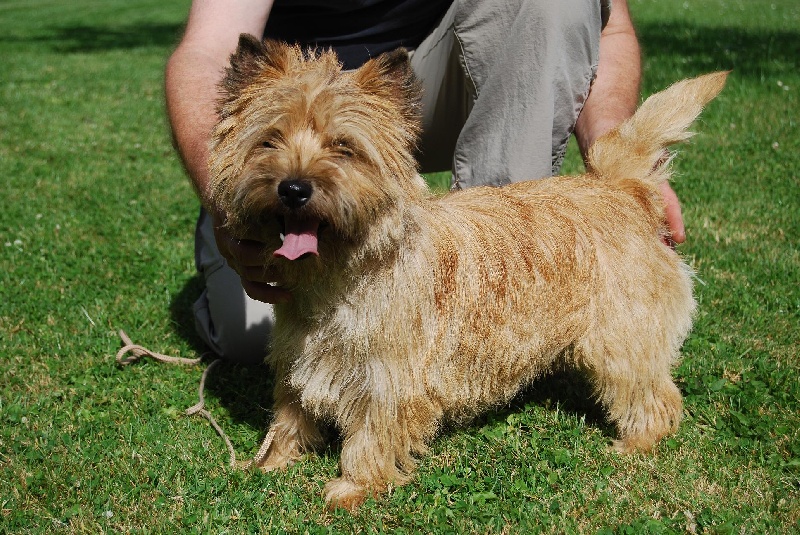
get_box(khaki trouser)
[193,0,606,362]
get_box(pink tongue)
[274,216,320,260]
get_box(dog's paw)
[324,477,368,511]
[611,439,640,454]
[258,457,295,472]
[611,434,662,453]
[254,447,303,472]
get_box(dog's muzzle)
[274,179,321,261]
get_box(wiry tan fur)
[208,36,727,510]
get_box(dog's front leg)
[324,412,406,510]
[324,397,433,510]
[255,382,324,471]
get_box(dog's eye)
[332,139,355,157]
[261,140,276,149]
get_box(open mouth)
[274,214,326,261]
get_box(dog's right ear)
[220,36,296,103]
[220,34,266,99]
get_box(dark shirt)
[264,0,453,69]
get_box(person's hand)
[211,211,292,304]
[659,181,686,248]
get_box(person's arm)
[575,0,686,244]
[575,0,640,155]
[166,0,292,303]
[166,0,273,205]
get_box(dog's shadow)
[201,360,276,432]
[169,275,275,431]
[454,368,612,441]
[197,364,611,460]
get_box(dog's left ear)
[354,48,421,123]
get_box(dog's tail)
[586,71,728,186]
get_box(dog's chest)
[283,309,376,418]
[287,275,433,414]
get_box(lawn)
[1,0,798,532]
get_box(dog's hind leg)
[579,336,684,453]
[602,367,683,453]
[254,382,325,471]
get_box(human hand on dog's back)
[575,0,685,247]
[659,182,685,245]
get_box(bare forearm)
[575,0,641,158]
[165,47,225,207]
[576,1,686,244]
[165,0,273,208]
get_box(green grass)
[1,0,798,532]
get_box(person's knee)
[214,322,271,364]
[193,285,274,365]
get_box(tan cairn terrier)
[208,36,727,509]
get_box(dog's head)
[209,36,426,261]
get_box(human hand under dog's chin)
[211,212,293,304]
[659,182,686,248]
[239,276,293,304]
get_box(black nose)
[277,179,313,209]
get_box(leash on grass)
[116,330,248,469]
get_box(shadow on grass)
[457,369,613,441]
[636,22,799,78]
[169,274,275,431]
[12,22,184,53]
[169,273,206,354]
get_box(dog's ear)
[354,48,422,123]
[220,34,267,99]
[220,36,297,102]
